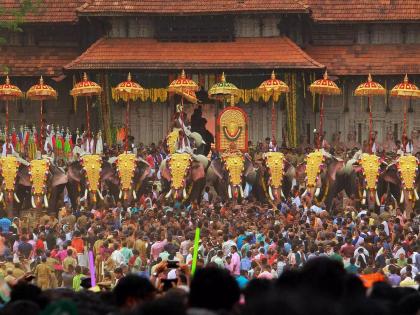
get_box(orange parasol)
[168,69,199,110]
[208,72,240,106]
[309,70,341,149]
[0,76,23,151]
[113,73,144,152]
[180,89,198,104]
[390,74,420,152]
[258,71,289,142]
[354,74,386,154]
[70,73,102,152]
[27,76,58,152]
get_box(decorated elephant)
[0,156,27,216]
[160,152,209,203]
[296,150,344,210]
[103,153,152,207]
[206,151,255,202]
[252,152,295,204]
[67,155,111,209]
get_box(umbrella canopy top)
[27,76,58,101]
[390,74,420,98]
[113,72,144,102]
[309,70,341,96]
[258,70,289,94]
[70,72,102,97]
[208,72,240,100]
[0,76,24,101]
[354,74,386,96]
[168,69,199,92]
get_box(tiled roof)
[65,37,323,70]
[307,0,420,22]
[0,46,80,76]
[77,0,308,15]
[1,0,85,23]
[304,44,420,75]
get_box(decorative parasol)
[354,74,386,154]
[390,74,420,152]
[208,72,240,106]
[113,73,144,152]
[258,71,289,142]
[0,76,23,153]
[27,76,58,153]
[309,70,341,149]
[168,69,199,111]
[70,73,102,153]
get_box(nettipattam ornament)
[116,153,137,200]
[0,156,20,203]
[29,159,50,208]
[359,153,381,205]
[166,128,181,154]
[263,152,286,200]
[166,152,192,200]
[81,154,103,202]
[304,150,324,195]
[221,151,245,199]
[397,155,419,202]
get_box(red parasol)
[390,75,420,152]
[309,70,341,149]
[70,73,102,152]
[258,71,289,142]
[168,70,199,113]
[113,73,144,152]
[0,76,23,151]
[354,74,386,154]
[27,76,57,152]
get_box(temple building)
[1,0,419,147]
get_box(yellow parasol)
[70,73,102,149]
[27,76,58,152]
[168,69,199,121]
[208,72,240,106]
[390,74,420,152]
[0,76,23,151]
[354,74,386,154]
[258,71,289,142]
[113,73,144,152]
[309,70,341,149]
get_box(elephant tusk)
[14,193,20,203]
[119,190,122,199]
[400,190,405,204]
[228,185,232,199]
[31,195,36,209]
[301,189,307,198]
[239,185,244,198]
[183,188,187,200]
[0,192,3,202]
[363,189,367,198]
[165,189,173,199]
[375,191,380,207]
[132,190,137,200]
[361,198,366,205]
[414,189,419,201]
[44,194,49,208]
[268,186,275,201]
[315,187,321,197]
[84,189,88,200]
[98,190,104,200]
[281,189,285,199]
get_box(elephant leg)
[66,182,79,212]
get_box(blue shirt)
[240,257,252,271]
[0,218,11,233]
[236,275,249,289]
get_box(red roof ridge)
[283,37,325,69]
[64,37,106,70]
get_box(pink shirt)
[150,240,167,261]
[229,252,241,276]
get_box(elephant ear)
[243,154,255,178]
[210,159,224,180]
[328,159,345,181]
[191,162,205,182]
[160,159,171,182]
[383,163,400,185]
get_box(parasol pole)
[368,96,372,154]
[125,99,130,153]
[5,100,9,152]
[85,96,91,153]
[403,100,407,153]
[271,94,276,142]
[318,95,324,150]
[40,99,44,153]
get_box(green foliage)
[0,0,42,38]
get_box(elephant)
[252,152,295,204]
[206,152,255,202]
[102,154,152,207]
[295,150,345,210]
[160,152,209,204]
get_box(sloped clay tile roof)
[0,46,80,76]
[305,44,420,75]
[307,0,420,22]
[77,0,308,15]
[1,0,85,23]
[65,37,323,70]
